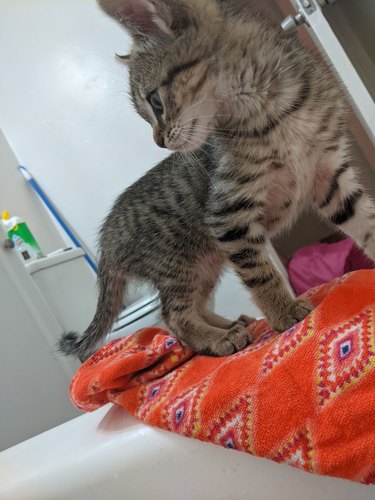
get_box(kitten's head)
[98,0,227,151]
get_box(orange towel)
[70,270,375,484]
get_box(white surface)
[1,404,374,500]
[0,225,80,451]
[0,0,168,257]
[215,268,263,320]
[25,247,84,273]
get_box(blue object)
[18,166,98,273]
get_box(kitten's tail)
[58,266,126,361]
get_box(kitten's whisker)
[179,115,217,126]
[185,151,211,184]
[180,120,252,136]
[177,99,205,122]
[176,98,219,123]
[184,126,238,142]
[178,123,229,151]
[179,113,249,127]
[176,98,225,123]
[178,134,216,187]
[190,144,215,162]
[179,137,221,193]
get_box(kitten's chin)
[168,138,206,153]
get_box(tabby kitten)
[60,0,375,360]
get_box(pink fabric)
[288,239,375,295]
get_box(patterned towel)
[70,270,375,484]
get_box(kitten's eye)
[147,90,164,117]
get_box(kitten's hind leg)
[197,254,255,344]
[159,251,252,356]
[201,309,234,329]
[313,160,375,261]
[160,287,250,355]
[202,309,255,330]
[165,309,251,356]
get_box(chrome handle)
[281,12,307,33]
[282,0,339,32]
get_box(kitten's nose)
[153,128,167,149]
[157,136,166,148]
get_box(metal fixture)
[282,0,337,33]
[294,0,317,15]
[281,0,317,33]
[281,12,307,33]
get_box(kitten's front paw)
[202,324,251,357]
[271,299,314,332]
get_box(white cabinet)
[0,226,80,451]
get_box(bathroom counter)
[1,404,374,500]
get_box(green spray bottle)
[1,211,43,261]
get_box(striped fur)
[59,0,375,360]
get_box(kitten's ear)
[98,0,174,44]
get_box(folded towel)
[70,270,375,484]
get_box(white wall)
[0,0,168,256]
[0,130,65,254]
